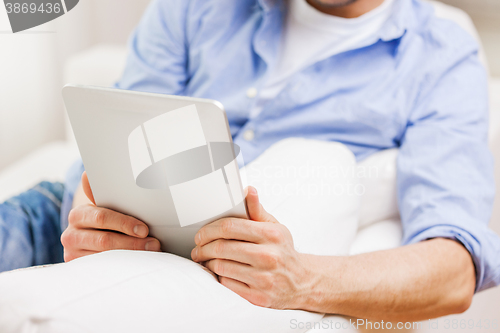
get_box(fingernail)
[145,241,156,251]
[192,247,198,261]
[195,233,201,245]
[134,225,148,237]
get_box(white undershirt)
[250,0,395,118]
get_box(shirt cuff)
[402,224,500,292]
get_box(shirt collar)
[257,0,427,42]
[377,0,430,42]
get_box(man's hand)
[191,187,311,309]
[191,187,475,321]
[61,172,161,262]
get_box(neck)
[306,0,385,18]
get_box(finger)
[218,276,254,301]
[64,249,98,262]
[198,263,218,280]
[69,205,150,238]
[205,259,255,285]
[192,239,259,265]
[70,229,161,252]
[82,171,96,205]
[195,218,265,247]
[246,186,278,223]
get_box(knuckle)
[263,227,284,244]
[92,209,107,228]
[220,219,234,235]
[97,233,112,250]
[213,260,225,276]
[67,208,81,225]
[197,228,205,243]
[259,250,280,268]
[251,293,272,308]
[256,272,274,290]
[60,230,69,248]
[214,240,226,257]
[60,229,75,248]
[120,218,130,234]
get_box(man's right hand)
[61,171,161,262]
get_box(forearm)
[298,238,476,321]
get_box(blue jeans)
[0,182,65,272]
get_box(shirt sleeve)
[398,43,500,292]
[115,0,190,93]
[60,0,191,227]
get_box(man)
[1,0,499,322]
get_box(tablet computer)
[63,85,248,258]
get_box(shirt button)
[246,87,258,99]
[243,129,255,141]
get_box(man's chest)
[188,42,417,156]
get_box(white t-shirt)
[250,0,395,118]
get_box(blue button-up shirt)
[62,0,500,291]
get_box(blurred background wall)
[0,0,150,171]
[440,0,500,76]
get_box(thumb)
[81,171,96,205]
[245,186,278,223]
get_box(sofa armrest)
[0,141,80,203]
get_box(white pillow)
[349,218,403,256]
[0,250,323,333]
[242,138,360,256]
[357,149,399,228]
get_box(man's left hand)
[191,186,311,309]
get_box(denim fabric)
[0,182,64,273]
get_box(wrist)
[293,253,328,311]
[294,253,346,314]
